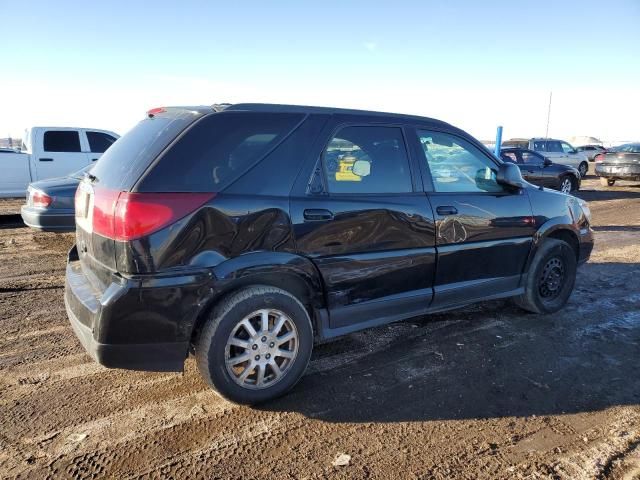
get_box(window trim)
[316,122,418,197]
[409,126,510,196]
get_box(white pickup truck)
[1,127,119,198]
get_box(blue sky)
[1,0,639,142]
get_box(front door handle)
[39,158,53,162]
[436,206,458,215]
[91,158,99,162]
[304,209,334,221]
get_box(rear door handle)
[304,209,334,221]
[39,158,53,162]
[91,158,99,162]
[436,206,458,215]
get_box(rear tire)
[196,286,313,405]
[514,238,577,314]
[599,177,615,187]
[578,162,588,178]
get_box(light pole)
[545,91,552,138]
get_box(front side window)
[87,131,117,153]
[561,141,575,153]
[418,130,504,193]
[521,151,544,164]
[43,131,81,152]
[500,152,518,163]
[323,126,412,194]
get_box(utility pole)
[545,91,552,138]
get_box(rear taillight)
[594,153,605,163]
[90,188,214,241]
[31,190,52,208]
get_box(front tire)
[578,162,588,178]
[196,286,313,405]
[559,175,575,194]
[514,238,577,314]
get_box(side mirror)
[570,149,577,154]
[496,162,525,189]
[352,159,371,177]
[543,158,553,166]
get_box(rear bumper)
[65,292,188,371]
[595,164,640,180]
[21,206,75,232]
[64,245,210,372]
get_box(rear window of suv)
[138,112,304,192]
[90,112,201,191]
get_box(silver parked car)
[503,138,590,177]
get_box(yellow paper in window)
[335,157,362,182]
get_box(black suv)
[65,104,593,404]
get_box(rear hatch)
[74,107,209,290]
[74,107,306,290]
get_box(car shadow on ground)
[576,187,640,202]
[592,225,640,232]
[260,261,640,423]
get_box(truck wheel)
[578,162,588,178]
[514,238,577,314]
[599,177,615,187]
[196,286,313,405]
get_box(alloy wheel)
[224,309,299,390]
[560,178,572,194]
[579,163,588,177]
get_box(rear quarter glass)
[89,111,202,191]
[136,111,305,193]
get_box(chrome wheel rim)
[225,309,299,390]
[561,178,572,193]
[538,257,565,299]
[579,164,587,177]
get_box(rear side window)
[532,140,547,152]
[87,131,117,153]
[43,131,81,152]
[546,141,563,152]
[139,112,304,192]
[322,126,412,194]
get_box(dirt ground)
[0,177,638,480]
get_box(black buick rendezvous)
[65,104,593,404]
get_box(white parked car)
[0,127,119,197]
[502,138,590,177]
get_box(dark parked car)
[65,104,593,404]
[499,147,581,194]
[595,143,640,186]
[20,166,88,232]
